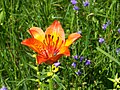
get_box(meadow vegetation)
[0,0,120,89]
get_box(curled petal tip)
[28,27,45,42]
[21,39,27,45]
[52,20,61,28]
[65,33,82,46]
[21,38,33,46]
[53,20,60,24]
[45,20,65,41]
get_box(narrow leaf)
[96,47,120,65]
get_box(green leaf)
[96,47,120,65]
[0,10,5,23]
[28,64,37,71]
[108,78,115,82]
[53,75,66,90]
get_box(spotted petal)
[21,38,45,53]
[45,20,65,42]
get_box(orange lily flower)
[21,20,81,64]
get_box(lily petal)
[37,55,47,64]
[46,54,63,64]
[65,33,81,46]
[21,38,44,53]
[58,46,70,56]
[45,20,65,42]
[29,27,45,42]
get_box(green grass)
[0,0,120,89]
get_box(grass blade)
[96,47,120,65]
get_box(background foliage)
[0,0,120,89]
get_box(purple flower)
[102,24,107,30]
[0,86,7,90]
[83,1,89,7]
[99,38,105,43]
[77,31,82,34]
[85,60,91,65]
[102,20,111,30]
[116,48,120,54]
[80,56,84,62]
[73,6,79,10]
[73,55,78,60]
[54,62,60,67]
[106,20,111,26]
[71,62,77,68]
[75,70,81,76]
[71,0,77,5]
[118,28,120,34]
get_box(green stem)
[49,65,53,90]
[49,78,53,90]
[36,64,41,90]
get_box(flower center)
[42,34,64,58]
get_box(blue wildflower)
[75,70,81,76]
[118,28,120,34]
[83,1,89,7]
[99,38,105,43]
[85,60,91,65]
[71,0,77,5]
[0,86,7,90]
[80,56,84,62]
[102,24,107,30]
[54,62,60,67]
[71,62,77,68]
[106,20,111,26]
[77,31,82,34]
[102,20,111,30]
[73,6,79,10]
[116,48,120,54]
[73,55,78,60]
